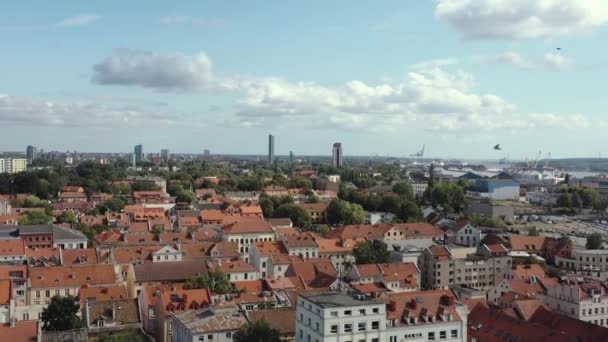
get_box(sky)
[1,0,608,159]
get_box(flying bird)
[493,144,502,151]
[556,48,562,51]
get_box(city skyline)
[2,1,608,158]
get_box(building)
[538,276,608,327]
[412,183,428,197]
[348,263,420,293]
[555,249,608,280]
[296,292,387,342]
[268,134,275,165]
[0,158,27,174]
[297,202,329,224]
[332,143,343,168]
[25,145,37,165]
[421,245,511,290]
[472,179,520,200]
[364,212,397,225]
[296,291,467,342]
[221,217,275,257]
[83,298,141,335]
[464,197,514,222]
[160,149,170,163]
[171,304,246,342]
[134,144,144,163]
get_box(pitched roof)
[62,248,99,265]
[529,306,608,341]
[296,202,328,211]
[222,217,273,234]
[383,289,461,324]
[509,235,547,251]
[133,260,207,283]
[172,305,247,334]
[0,239,25,256]
[30,264,117,289]
[513,299,544,320]
[0,320,38,342]
[209,260,257,273]
[78,285,128,303]
[282,233,318,249]
[86,298,140,326]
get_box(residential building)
[364,211,397,225]
[172,304,246,342]
[0,240,25,264]
[555,249,608,280]
[28,264,119,305]
[83,298,141,335]
[296,292,386,342]
[0,158,27,174]
[221,217,275,257]
[208,260,258,282]
[348,263,420,294]
[332,143,343,168]
[448,221,481,247]
[539,276,608,327]
[268,134,275,165]
[248,309,296,341]
[0,200,10,216]
[282,233,319,260]
[160,149,170,163]
[412,183,428,197]
[297,202,328,224]
[134,144,144,163]
[421,245,511,290]
[464,197,514,222]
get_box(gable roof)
[30,264,117,289]
[133,260,207,283]
[222,217,273,234]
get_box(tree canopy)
[233,319,282,342]
[586,233,603,250]
[326,199,365,225]
[18,210,52,225]
[183,268,231,294]
[41,296,82,331]
[353,240,390,264]
[274,203,311,230]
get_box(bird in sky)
[556,47,562,51]
[493,144,502,151]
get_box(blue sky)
[1,0,608,159]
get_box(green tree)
[527,226,540,236]
[353,240,390,264]
[258,197,274,218]
[175,190,196,204]
[233,319,282,342]
[586,233,603,250]
[274,204,312,230]
[183,268,231,294]
[571,192,582,209]
[22,195,47,208]
[41,296,82,331]
[18,211,51,225]
[287,177,313,189]
[557,193,571,208]
[392,181,414,199]
[103,197,126,212]
[58,211,78,224]
[326,199,364,225]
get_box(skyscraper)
[332,142,343,168]
[26,145,37,165]
[134,144,144,163]
[160,149,170,163]
[268,134,275,165]
[289,151,294,163]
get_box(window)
[55,290,60,296]
[371,321,379,330]
[330,325,338,333]
[390,337,397,342]
[262,262,266,267]
[35,291,40,299]
[344,324,352,332]
[357,322,366,331]
[45,290,50,298]
[451,330,458,338]
[207,335,213,341]
[97,319,104,328]
[372,339,379,342]
[440,331,446,339]
[330,311,338,317]
[198,337,204,342]
[428,332,435,340]
[65,289,69,296]
[359,308,366,315]
[373,307,379,313]
[344,310,352,315]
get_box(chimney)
[388,300,397,312]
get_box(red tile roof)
[222,217,273,234]
[509,235,547,252]
[62,248,99,265]
[0,320,39,342]
[30,264,117,289]
[529,306,608,341]
[78,285,128,303]
[0,239,25,256]
[383,289,461,325]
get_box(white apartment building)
[412,183,428,197]
[556,249,608,280]
[296,291,467,342]
[152,245,183,262]
[282,234,319,260]
[453,222,481,247]
[0,158,27,174]
[296,292,387,342]
[538,276,608,327]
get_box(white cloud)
[486,51,573,70]
[92,49,215,91]
[435,0,608,40]
[56,13,101,27]
[0,93,185,127]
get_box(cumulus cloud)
[56,13,101,27]
[0,93,184,127]
[435,0,608,40]
[486,51,573,70]
[92,49,214,91]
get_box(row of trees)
[338,182,423,222]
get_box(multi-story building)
[297,202,328,224]
[134,144,144,163]
[555,249,608,280]
[221,217,275,258]
[348,263,420,293]
[282,233,319,260]
[268,134,275,165]
[332,143,343,168]
[472,179,520,200]
[538,276,608,327]
[412,183,428,197]
[26,145,37,165]
[0,158,27,174]
[296,291,467,342]
[421,244,511,290]
[296,292,387,342]
[160,148,170,163]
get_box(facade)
[268,134,275,165]
[539,276,608,327]
[296,292,386,342]
[364,212,396,225]
[160,149,170,163]
[556,249,608,280]
[472,179,520,200]
[0,158,27,174]
[421,245,511,290]
[296,291,467,342]
[412,183,428,197]
[453,222,481,247]
[134,144,144,163]
[464,197,514,222]
[297,202,328,224]
[332,143,343,168]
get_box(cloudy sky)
[1,0,608,159]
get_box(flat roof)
[299,292,383,308]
